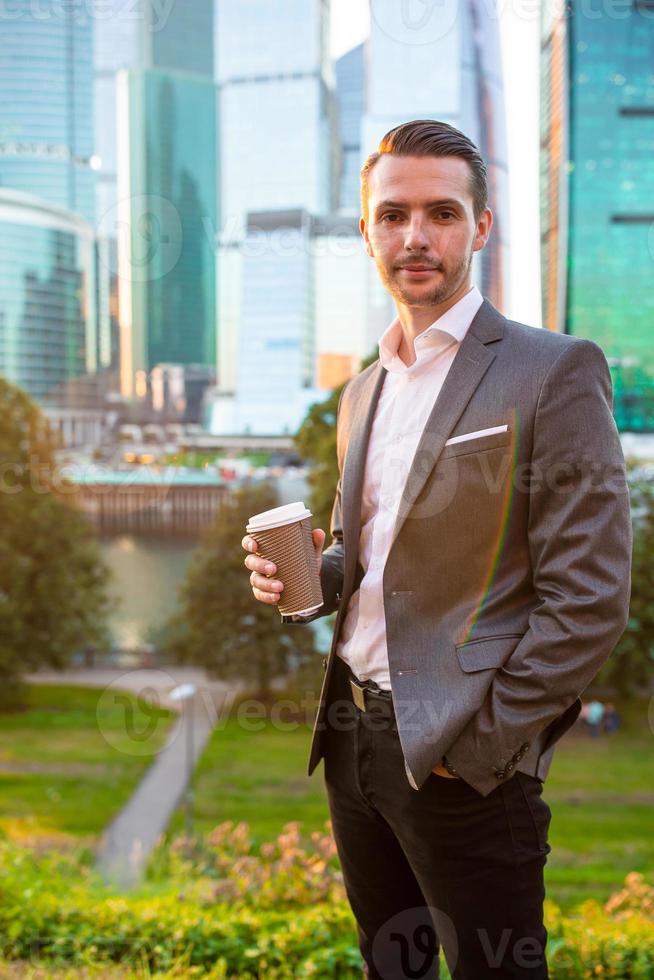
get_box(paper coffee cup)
[246,501,323,617]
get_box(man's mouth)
[398,265,440,276]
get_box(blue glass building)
[0,2,96,223]
[540,0,654,430]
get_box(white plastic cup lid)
[246,500,312,533]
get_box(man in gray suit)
[242,120,632,979]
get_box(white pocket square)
[444,424,508,446]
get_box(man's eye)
[436,211,456,220]
[381,213,400,222]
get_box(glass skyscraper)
[362,0,510,309]
[116,68,217,398]
[94,0,217,401]
[335,42,365,213]
[94,0,214,224]
[0,2,96,223]
[540,0,654,430]
[214,0,338,410]
[0,190,97,405]
[216,0,337,229]
[230,210,318,436]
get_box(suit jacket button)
[521,742,530,752]
[506,761,515,772]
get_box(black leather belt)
[336,656,395,716]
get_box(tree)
[596,475,654,697]
[162,481,319,698]
[0,377,113,709]
[294,351,378,533]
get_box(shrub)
[0,828,652,977]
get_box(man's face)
[360,155,492,309]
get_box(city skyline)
[2,0,652,442]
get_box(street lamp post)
[169,682,197,837]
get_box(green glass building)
[116,68,217,399]
[540,0,654,430]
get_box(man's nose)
[404,218,430,251]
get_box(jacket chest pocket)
[438,425,511,462]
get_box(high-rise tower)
[214,0,338,412]
[540,0,654,430]
[94,0,217,404]
[361,0,510,309]
[0,2,96,223]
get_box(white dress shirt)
[335,285,484,689]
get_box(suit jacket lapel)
[339,299,505,578]
[341,361,385,591]
[388,300,504,548]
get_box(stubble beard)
[377,247,474,309]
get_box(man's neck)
[395,283,474,367]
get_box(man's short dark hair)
[360,119,488,223]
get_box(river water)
[98,472,332,652]
[99,533,198,649]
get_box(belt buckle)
[350,678,367,712]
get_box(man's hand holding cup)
[241,502,325,617]
[242,527,326,606]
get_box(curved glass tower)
[0,190,97,405]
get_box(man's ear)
[360,215,374,258]
[473,208,493,253]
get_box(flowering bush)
[545,873,654,978]
[604,872,654,921]
[0,827,652,977]
[148,820,345,909]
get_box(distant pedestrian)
[603,703,621,734]
[586,700,605,738]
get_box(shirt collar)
[378,285,484,373]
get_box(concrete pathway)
[25,665,240,889]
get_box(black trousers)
[322,654,552,980]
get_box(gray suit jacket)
[288,299,632,797]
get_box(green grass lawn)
[166,698,654,913]
[0,684,175,840]
[0,683,651,920]
[0,690,650,979]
